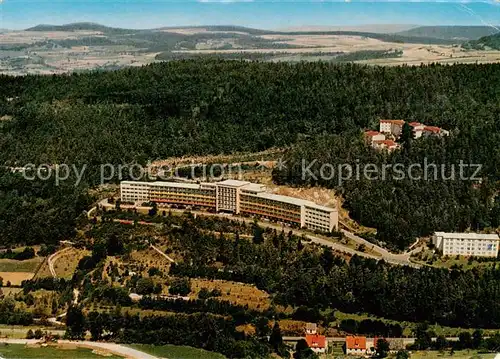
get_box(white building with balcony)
[432,232,499,257]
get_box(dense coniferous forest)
[1,61,499,166]
[0,169,92,246]
[164,218,500,329]
[272,131,500,249]
[0,60,499,249]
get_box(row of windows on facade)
[445,243,496,250]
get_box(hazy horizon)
[1,1,500,31]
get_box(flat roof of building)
[304,202,336,212]
[256,192,335,212]
[435,232,500,240]
[150,181,201,189]
[257,192,306,207]
[217,179,251,187]
[122,181,203,190]
[241,183,266,193]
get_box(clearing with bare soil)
[191,278,271,311]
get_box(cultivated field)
[173,36,500,65]
[0,258,43,273]
[2,26,500,75]
[0,272,35,286]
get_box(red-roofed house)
[379,120,405,137]
[364,130,385,145]
[305,334,327,354]
[425,125,451,137]
[372,139,400,152]
[423,126,441,134]
[346,336,367,355]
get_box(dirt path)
[150,244,175,263]
[47,247,72,278]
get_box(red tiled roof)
[424,126,441,133]
[373,140,397,147]
[365,130,381,137]
[409,122,423,127]
[306,334,327,349]
[346,336,367,350]
[380,119,405,124]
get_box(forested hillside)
[464,33,500,50]
[272,132,500,249]
[0,169,92,246]
[1,60,499,248]
[2,61,499,165]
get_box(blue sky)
[1,0,499,30]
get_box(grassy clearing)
[0,325,65,339]
[191,278,271,311]
[0,344,124,358]
[0,258,44,273]
[33,261,52,279]
[53,248,89,279]
[128,344,226,359]
[0,287,22,297]
[411,249,498,270]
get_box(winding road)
[98,198,421,267]
[47,247,72,278]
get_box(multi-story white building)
[216,179,247,213]
[379,120,405,137]
[120,180,338,232]
[432,232,500,257]
[121,181,151,202]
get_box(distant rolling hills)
[25,22,137,34]
[22,23,500,47]
[3,22,499,75]
[396,25,499,40]
[23,22,483,46]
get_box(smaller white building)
[433,232,499,257]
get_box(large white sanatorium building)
[121,180,338,232]
[432,232,499,257]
